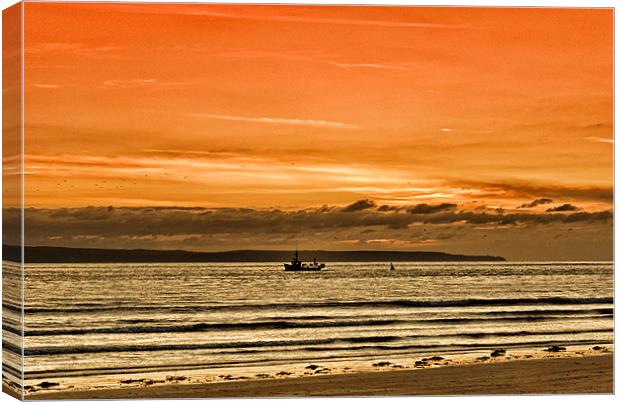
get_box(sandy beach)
[28,351,613,399]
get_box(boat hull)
[284,263,324,271]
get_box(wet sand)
[29,354,613,399]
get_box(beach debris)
[592,346,604,351]
[427,356,444,361]
[217,374,248,381]
[372,361,392,367]
[476,356,490,361]
[276,371,292,376]
[165,375,187,382]
[414,360,428,366]
[255,373,271,378]
[545,345,566,352]
[120,379,146,385]
[24,386,36,392]
[392,364,404,369]
[305,364,321,370]
[490,349,506,357]
[420,356,444,363]
[37,381,60,389]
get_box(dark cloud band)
[4,203,612,242]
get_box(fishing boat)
[284,250,325,271]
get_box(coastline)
[25,345,613,399]
[2,245,505,263]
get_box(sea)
[2,261,614,391]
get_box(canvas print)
[2,2,613,399]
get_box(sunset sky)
[8,3,613,260]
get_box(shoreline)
[25,346,613,399]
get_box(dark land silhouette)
[3,245,505,263]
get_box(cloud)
[32,83,60,89]
[100,79,191,90]
[215,50,415,71]
[547,204,580,212]
[6,204,611,251]
[111,4,467,30]
[518,198,553,209]
[407,203,457,214]
[24,42,84,55]
[5,204,611,261]
[584,136,614,144]
[210,12,464,29]
[330,62,411,70]
[449,180,613,203]
[25,42,125,57]
[101,79,157,89]
[341,199,376,212]
[183,112,361,130]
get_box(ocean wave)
[14,296,614,315]
[12,328,612,356]
[8,312,612,337]
[22,337,612,380]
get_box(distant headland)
[3,245,505,263]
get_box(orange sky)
[7,3,614,259]
[22,4,612,209]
